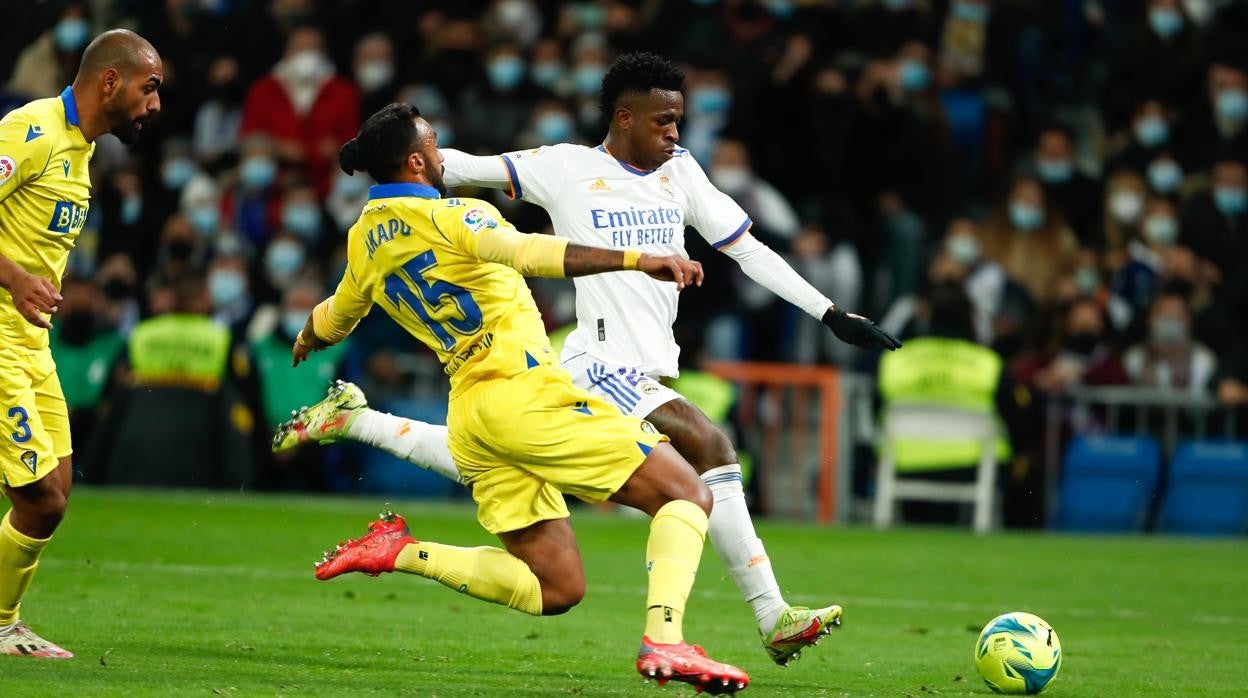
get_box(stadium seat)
[874,404,1002,534]
[1055,436,1161,533]
[1158,441,1248,536]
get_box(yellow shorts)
[0,347,71,489]
[449,364,667,534]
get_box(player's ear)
[408,151,424,175]
[614,106,631,131]
[102,68,121,98]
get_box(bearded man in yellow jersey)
[296,103,749,693]
[0,30,162,659]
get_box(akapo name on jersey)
[590,205,682,248]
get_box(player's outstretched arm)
[0,254,60,329]
[718,232,900,351]
[439,148,511,190]
[471,224,702,290]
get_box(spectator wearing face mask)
[353,33,398,119]
[1179,157,1248,281]
[223,135,281,246]
[98,164,160,277]
[934,217,1006,345]
[250,279,348,490]
[180,173,224,244]
[325,167,372,234]
[6,1,92,99]
[1107,98,1175,176]
[980,176,1079,308]
[528,38,569,97]
[278,180,325,253]
[1032,124,1103,247]
[1110,196,1183,332]
[1183,63,1248,171]
[207,252,255,336]
[250,233,309,312]
[1100,170,1149,258]
[240,24,359,197]
[460,42,539,153]
[1103,0,1205,131]
[1123,289,1218,394]
[515,99,583,150]
[1013,297,1128,394]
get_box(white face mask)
[286,50,331,82]
[710,166,750,192]
[355,60,393,91]
[1109,190,1144,224]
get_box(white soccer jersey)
[495,143,751,377]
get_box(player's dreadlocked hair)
[598,52,685,117]
[338,102,422,183]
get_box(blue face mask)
[882,0,912,10]
[764,0,795,18]
[429,119,454,147]
[282,311,310,339]
[576,3,605,29]
[240,157,276,190]
[1148,7,1184,39]
[208,269,246,307]
[1074,267,1101,296]
[282,202,321,240]
[531,61,563,90]
[188,206,219,236]
[55,18,90,53]
[1217,88,1248,123]
[947,235,980,265]
[535,112,574,143]
[899,59,930,92]
[162,158,196,190]
[1147,159,1183,193]
[1009,200,1043,231]
[1036,159,1074,184]
[266,240,305,279]
[1214,186,1248,216]
[1134,115,1169,147]
[488,56,525,92]
[572,63,605,96]
[689,86,731,115]
[120,196,142,226]
[951,1,990,23]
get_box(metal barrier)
[705,361,840,522]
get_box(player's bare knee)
[693,423,737,472]
[685,480,713,516]
[540,576,586,615]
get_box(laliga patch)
[20,450,37,474]
[462,207,498,234]
[0,156,15,185]
[504,146,547,160]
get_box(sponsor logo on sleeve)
[0,156,15,184]
[462,207,499,234]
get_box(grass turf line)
[2,488,1246,696]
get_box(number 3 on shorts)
[7,406,32,444]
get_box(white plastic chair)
[874,404,1001,534]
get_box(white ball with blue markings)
[974,612,1062,694]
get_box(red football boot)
[314,510,414,581]
[637,636,750,694]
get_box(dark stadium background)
[2,0,1246,528]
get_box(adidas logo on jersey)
[589,178,611,191]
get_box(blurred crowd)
[3,0,1248,490]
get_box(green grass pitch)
[3,488,1245,696]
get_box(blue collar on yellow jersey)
[59,86,80,127]
[368,183,440,200]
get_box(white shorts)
[560,352,681,419]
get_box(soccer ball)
[974,612,1062,694]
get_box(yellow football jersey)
[330,183,555,395]
[0,87,95,351]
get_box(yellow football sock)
[644,500,708,645]
[0,510,51,626]
[394,542,542,616]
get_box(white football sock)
[346,410,463,484]
[701,464,788,633]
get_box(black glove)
[821,306,902,351]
